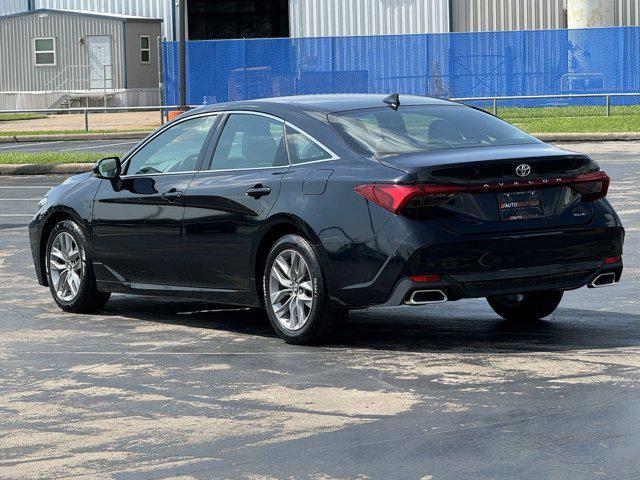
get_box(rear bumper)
[324,202,624,308]
[379,258,623,306]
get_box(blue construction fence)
[163,26,640,109]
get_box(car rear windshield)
[328,105,539,156]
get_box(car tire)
[263,234,345,345]
[486,290,563,322]
[45,219,111,313]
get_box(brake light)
[409,274,441,283]
[354,184,422,213]
[354,184,460,213]
[604,256,621,264]
[571,171,610,201]
[355,171,610,213]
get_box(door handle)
[161,189,184,202]
[246,184,271,199]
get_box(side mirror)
[93,157,121,180]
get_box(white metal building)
[289,0,450,37]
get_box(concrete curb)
[0,131,150,143]
[0,163,93,175]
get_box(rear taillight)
[571,171,610,201]
[355,171,610,213]
[354,184,422,213]
[354,184,459,213]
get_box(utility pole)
[178,0,187,108]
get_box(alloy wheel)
[49,231,83,302]
[268,249,314,331]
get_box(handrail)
[1,91,639,118]
[0,105,198,130]
[451,92,640,116]
[0,105,194,114]
[451,92,640,101]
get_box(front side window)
[286,127,334,164]
[140,36,150,63]
[211,114,287,170]
[34,38,56,66]
[126,115,216,175]
[329,105,539,156]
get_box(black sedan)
[29,94,625,345]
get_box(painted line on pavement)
[0,186,53,189]
[0,141,63,150]
[25,350,336,356]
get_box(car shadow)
[99,295,640,353]
[337,306,640,352]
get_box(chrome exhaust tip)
[406,289,448,305]
[588,272,617,288]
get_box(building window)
[34,38,56,66]
[140,36,150,64]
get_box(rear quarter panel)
[267,156,408,305]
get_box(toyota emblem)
[515,163,532,177]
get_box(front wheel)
[263,234,345,345]
[487,290,563,322]
[46,220,111,313]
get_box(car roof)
[189,94,458,118]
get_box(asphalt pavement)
[0,141,639,479]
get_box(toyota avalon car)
[29,94,624,345]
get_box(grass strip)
[0,113,48,122]
[0,151,119,165]
[0,128,152,137]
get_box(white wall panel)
[452,0,567,32]
[616,0,640,26]
[34,0,174,39]
[289,0,450,37]
[0,0,29,16]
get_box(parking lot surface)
[0,141,639,479]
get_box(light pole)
[178,0,187,109]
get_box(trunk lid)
[378,144,601,235]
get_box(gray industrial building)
[3,1,640,40]
[0,8,161,109]
[2,0,640,110]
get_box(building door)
[187,0,289,39]
[87,36,113,89]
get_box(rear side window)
[329,105,539,156]
[211,114,287,170]
[286,127,333,164]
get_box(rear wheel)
[487,290,563,322]
[46,220,110,313]
[263,234,345,345]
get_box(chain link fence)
[163,26,640,113]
